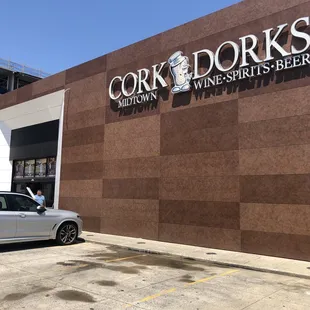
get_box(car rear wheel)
[56,223,77,245]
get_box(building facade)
[1,0,310,260]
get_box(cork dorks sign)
[109,16,310,109]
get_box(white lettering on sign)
[291,17,310,54]
[109,76,122,100]
[152,62,168,90]
[118,91,157,108]
[214,41,240,72]
[239,34,262,67]
[121,72,138,97]
[192,49,215,80]
[109,16,310,108]
[137,68,151,94]
[263,23,290,61]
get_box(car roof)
[0,191,31,197]
[0,191,23,194]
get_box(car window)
[7,195,39,212]
[0,195,8,211]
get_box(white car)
[0,192,83,245]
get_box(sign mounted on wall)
[109,16,310,108]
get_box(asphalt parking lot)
[0,240,310,310]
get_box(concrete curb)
[85,239,310,280]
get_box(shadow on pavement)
[0,238,85,253]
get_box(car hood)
[45,208,79,218]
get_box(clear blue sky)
[1,0,240,74]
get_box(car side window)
[7,195,39,212]
[0,195,8,211]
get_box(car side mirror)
[37,206,46,213]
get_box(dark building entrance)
[10,120,59,208]
[12,180,55,208]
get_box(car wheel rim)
[60,224,77,244]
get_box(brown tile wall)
[2,0,310,259]
[159,223,241,251]
[32,71,66,98]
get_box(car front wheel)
[56,223,77,245]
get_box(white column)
[53,89,68,209]
[0,121,12,191]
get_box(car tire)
[56,222,78,245]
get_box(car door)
[0,194,17,239]
[6,194,57,238]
